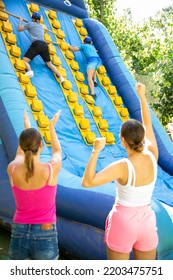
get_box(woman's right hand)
[19,17,23,24]
[50,110,61,128]
[93,137,106,152]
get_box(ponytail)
[25,150,34,182]
[19,128,42,182]
[128,141,144,152]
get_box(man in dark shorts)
[18,12,65,83]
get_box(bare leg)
[46,61,62,78]
[93,72,97,83]
[87,68,95,95]
[23,57,31,71]
[133,248,157,260]
[106,246,130,260]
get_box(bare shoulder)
[144,139,158,161]
[48,152,62,171]
[108,158,128,177]
[111,159,129,184]
[109,158,127,168]
[7,161,20,176]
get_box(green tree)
[84,0,115,28]
[147,8,173,125]
[84,1,173,125]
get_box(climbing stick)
[0,8,59,36]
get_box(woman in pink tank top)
[7,110,62,260]
[82,83,159,260]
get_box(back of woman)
[11,163,57,225]
[11,162,53,190]
[7,110,62,260]
[82,83,159,260]
[115,149,157,208]
[119,150,157,186]
[132,152,156,186]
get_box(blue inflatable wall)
[0,0,173,260]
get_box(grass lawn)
[0,227,10,260]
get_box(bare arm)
[68,44,80,52]
[136,83,158,160]
[24,110,31,129]
[49,110,62,168]
[18,17,25,31]
[82,138,123,188]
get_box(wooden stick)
[44,29,58,36]
[0,8,29,22]
[0,8,58,36]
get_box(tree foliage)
[84,0,115,27]
[84,0,173,126]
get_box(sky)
[115,0,173,22]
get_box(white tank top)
[115,151,157,206]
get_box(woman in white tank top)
[82,83,159,260]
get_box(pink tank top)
[11,163,57,224]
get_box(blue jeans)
[8,223,59,260]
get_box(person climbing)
[68,36,102,98]
[18,12,65,83]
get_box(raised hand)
[24,110,31,129]
[93,137,106,152]
[136,82,146,98]
[19,17,23,24]
[50,110,61,128]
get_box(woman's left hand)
[24,110,31,129]
[50,110,61,128]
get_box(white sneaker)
[25,70,34,78]
[59,76,65,83]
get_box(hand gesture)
[50,110,61,127]
[24,110,31,129]
[93,137,106,152]
[19,17,23,24]
[136,82,146,98]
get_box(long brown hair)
[19,128,42,182]
[120,119,145,152]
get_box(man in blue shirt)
[68,37,102,98]
[18,12,64,83]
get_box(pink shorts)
[105,204,158,253]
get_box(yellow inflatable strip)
[63,19,116,144]
[26,2,44,23]
[26,4,96,145]
[45,11,115,145]
[73,18,129,123]
[97,66,129,122]
[0,1,5,10]
[0,7,51,145]
[43,9,98,145]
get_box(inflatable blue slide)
[0,0,173,260]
